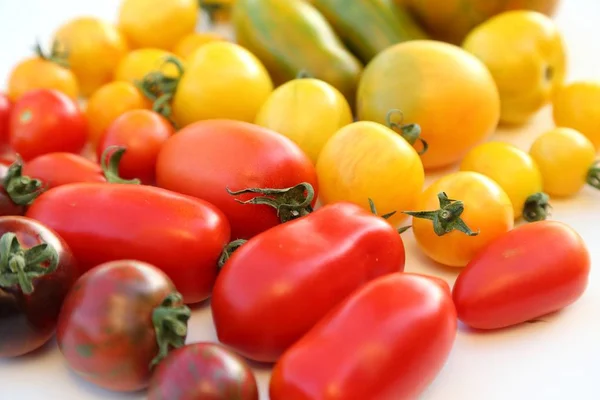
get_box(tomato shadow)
[457,308,566,336]
[63,367,146,399]
[0,335,58,366]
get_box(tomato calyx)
[586,161,600,190]
[296,69,313,79]
[0,232,58,295]
[33,40,69,68]
[151,292,191,368]
[522,192,552,222]
[218,239,247,269]
[227,182,315,223]
[199,0,231,25]
[403,192,479,236]
[3,157,45,205]
[386,109,428,155]
[100,146,141,185]
[368,198,412,234]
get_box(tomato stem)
[151,293,191,368]
[227,182,315,223]
[0,232,58,294]
[398,225,412,234]
[522,192,551,222]
[296,70,313,79]
[386,109,428,155]
[218,239,247,269]
[199,0,230,25]
[100,146,141,185]
[403,192,479,236]
[137,56,185,124]
[33,39,70,68]
[3,157,45,205]
[368,198,397,220]
[586,161,600,190]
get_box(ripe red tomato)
[9,89,87,161]
[57,260,191,392]
[156,119,318,240]
[270,273,458,400]
[147,342,259,400]
[211,201,406,363]
[0,93,11,148]
[0,158,44,216]
[452,220,591,330]
[97,109,175,185]
[0,216,78,357]
[25,182,230,304]
[23,152,106,189]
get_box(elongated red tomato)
[452,220,591,330]
[25,183,230,304]
[270,273,457,400]
[156,119,318,240]
[23,152,106,189]
[211,202,405,363]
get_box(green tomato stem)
[150,293,191,368]
[587,161,600,190]
[100,146,141,185]
[522,192,551,222]
[218,239,247,269]
[385,109,428,155]
[3,157,45,205]
[136,56,185,123]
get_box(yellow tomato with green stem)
[114,48,183,86]
[460,142,550,222]
[316,121,425,227]
[529,127,600,197]
[406,171,514,267]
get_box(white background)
[0,1,599,399]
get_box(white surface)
[1,1,599,399]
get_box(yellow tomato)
[53,17,129,97]
[118,0,199,50]
[552,81,600,151]
[255,78,353,164]
[85,81,152,146]
[460,142,549,221]
[463,11,566,125]
[409,171,514,267]
[114,48,183,85]
[172,32,227,60]
[529,127,598,197]
[316,121,425,227]
[172,42,273,126]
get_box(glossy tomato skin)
[57,260,183,391]
[452,220,591,330]
[0,216,78,357]
[25,183,230,304]
[0,93,11,147]
[9,89,87,161]
[22,152,106,189]
[211,202,406,362]
[147,343,259,400]
[156,119,318,240]
[0,161,26,216]
[270,273,458,400]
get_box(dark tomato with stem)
[0,216,78,357]
[0,158,44,216]
[9,89,87,161]
[148,342,259,400]
[0,93,11,148]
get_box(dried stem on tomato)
[151,292,191,368]
[100,145,141,185]
[218,239,248,269]
[386,109,428,155]
[522,192,551,222]
[3,157,45,205]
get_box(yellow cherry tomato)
[118,0,199,50]
[316,121,425,227]
[529,127,599,197]
[172,32,227,60]
[409,171,514,267]
[552,81,600,151]
[463,11,566,125]
[460,141,549,222]
[255,77,353,164]
[85,81,152,146]
[114,48,184,85]
[171,42,273,126]
[53,17,129,97]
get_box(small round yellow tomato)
[255,78,353,164]
[409,171,514,267]
[118,0,199,50]
[85,81,152,146]
[529,127,598,197]
[114,48,184,85]
[53,17,129,97]
[552,81,600,151]
[172,32,227,60]
[316,121,425,227]
[460,141,549,221]
[172,42,273,126]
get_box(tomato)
[147,342,259,400]
[255,77,353,164]
[453,220,591,330]
[0,216,78,357]
[0,158,44,216]
[211,201,405,362]
[460,141,550,221]
[7,43,79,102]
[270,273,457,400]
[172,32,227,60]
[156,119,318,240]
[407,172,514,267]
[26,182,230,304]
[114,48,184,85]
[22,152,105,189]
[0,93,12,150]
[57,260,191,391]
[97,110,174,185]
[85,81,151,146]
[316,121,425,227]
[553,81,600,151]
[118,0,199,50]
[529,127,599,197]
[53,17,128,97]
[9,89,87,161]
